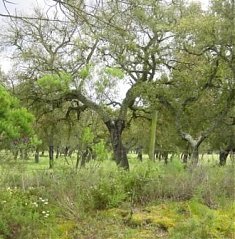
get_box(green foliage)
[0,85,34,140]
[90,175,127,209]
[81,126,94,145]
[79,64,91,79]
[0,187,55,239]
[37,72,72,92]
[104,67,124,79]
[92,139,109,161]
[94,76,111,93]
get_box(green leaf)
[37,71,72,92]
[79,65,91,79]
[105,67,124,79]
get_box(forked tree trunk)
[105,119,129,170]
[181,133,206,166]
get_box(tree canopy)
[0,0,234,167]
[0,84,34,143]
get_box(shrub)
[0,186,55,239]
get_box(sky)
[0,0,210,73]
[0,0,54,72]
[0,0,51,15]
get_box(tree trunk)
[219,149,230,166]
[181,152,190,164]
[35,148,40,163]
[162,152,168,164]
[190,146,199,165]
[68,149,74,158]
[64,146,69,157]
[56,146,60,159]
[149,111,158,161]
[105,119,129,170]
[49,145,54,169]
[20,149,24,160]
[13,150,19,160]
[181,133,206,166]
[23,150,28,160]
[137,147,143,161]
[76,150,80,169]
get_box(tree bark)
[13,150,19,160]
[136,147,143,161]
[64,146,69,157]
[49,145,54,169]
[219,150,229,166]
[162,152,168,164]
[105,119,129,170]
[181,152,190,164]
[181,133,206,165]
[219,146,232,166]
[191,145,199,165]
[149,110,158,161]
[35,148,40,163]
[76,150,80,169]
[56,146,60,159]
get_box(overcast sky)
[0,0,209,73]
[0,0,54,72]
[0,0,52,15]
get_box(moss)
[103,208,129,219]
[169,201,235,239]
[130,204,178,230]
[54,219,76,239]
[129,229,156,239]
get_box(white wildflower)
[32,202,38,207]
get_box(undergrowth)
[0,157,234,238]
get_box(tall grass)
[1,157,234,211]
[0,155,234,238]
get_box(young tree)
[0,84,33,144]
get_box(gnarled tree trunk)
[105,119,129,170]
[181,133,206,165]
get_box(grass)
[0,152,234,238]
